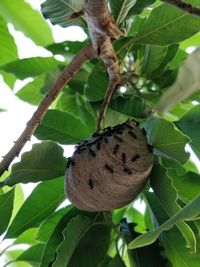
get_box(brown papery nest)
[65,120,154,211]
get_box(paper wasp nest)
[65,120,154,211]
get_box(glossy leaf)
[156,49,200,113]
[40,207,97,267]
[0,16,18,66]
[34,110,92,144]
[41,0,86,28]
[109,95,148,118]
[145,192,200,267]
[150,165,196,253]
[0,57,62,79]
[168,171,200,203]
[16,75,45,105]
[127,0,156,16]
[6,177,65,238]
[176,105,200,159]
[52,215,91,266]
[17,243,45,267]
[14,228,39,245]
[133,1,200,45]
[2,142,66,187]
[142,117,190,163]
[109,0,137,25]
[0,0,54,46]
[129,194,200,249]
[0,188,15,235]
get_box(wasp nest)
[65,120,154,211]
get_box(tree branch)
[162,0,200,16]
[0,45,95,177]
[84,0,122,132]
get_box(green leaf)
[176,105,200,159]
[14,228,38,245]
[53,215,111,267]
[140,45,168,76]
[52,215,91,267]
[108,255,126,267]
[0,57,63,80]
[2,142,66,187]
[17,243,45,267]
[129,194,200,249]
[133,2,200,45]
[40,207,97,267]
[41,0,86,29]
[0,16,18,66]
[155,49,200,113]
[0,188,14,235]
[127,0,156,16]
[168,171,200,203]
[37,208,69,243]
[0,70,16,89]
[120,219,167,267]
[6,177,65,238]
[109,0,137,25]
[142,117,190,163]
[145,192,200,267]
[109,95,148,118]
[0,0,54,46]
[16,75,45,105]
[56,92,96,132]
[150,165,196,253]
[65,221,111,267]
[46,40,89,56]
[34,110,92,144]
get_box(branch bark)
[84,0,122,132]
[162,0,200,16]
[0,45,95,177]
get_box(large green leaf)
[6,177,65,238]
[17,243,45,267]
[52,215,91,267]
[2,142,66,187]
[37,208,69,243]
[109,95,148,118]
[66,220,111,267]
[39,207,97,267]
[34,110,92,144]
[142,117,190,163]
[0,0,54,46]
[176,105,200,159]
[16,75,45,105]
[0,57,62,79]
[41,0,86,28]
[129,193,200,249]
[0,16,18,67]
[168,171,200,203]
[0,188,14,235]
[145,192,200,267]
[127,0,156,16]
[109,0,137,25]
[133,1,200,45]
[150,165,196,252]
[56,91,96,132]
[14,228,38,245]
[156,49,200,113]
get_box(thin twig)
[0,45,95,177]
[162,0,200,16]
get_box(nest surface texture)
[65,120,154,211]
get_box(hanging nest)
[65,119,154,211]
